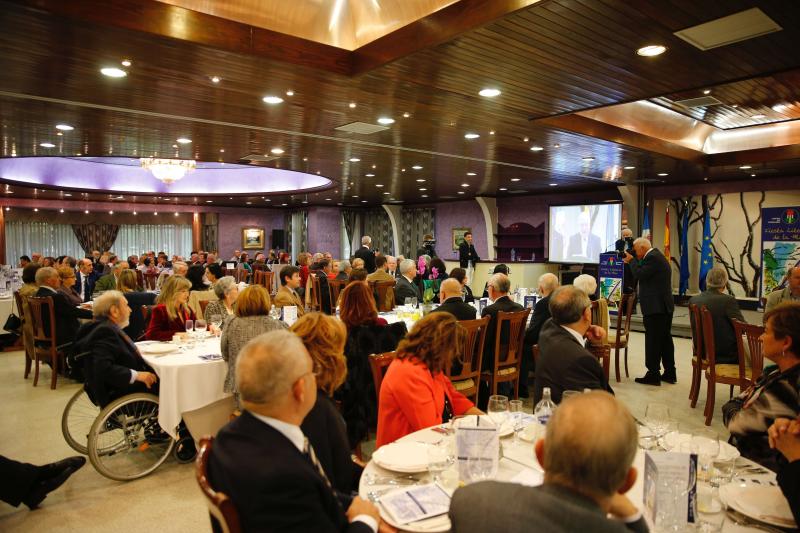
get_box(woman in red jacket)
[376,313,482,448]
[145,275,196,341]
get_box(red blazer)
[299,265,310,288]
[144,304,196,341]
[376,356,474,448]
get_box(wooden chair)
[446,317,490,405]
[196,437,242,533]
[733,319,765,383]
[235,268,249,284]
[252,270,263,286]
[224,268,237,278]
[589,299,610,342]
[369,280,396,312]
[480,309,531,401]
[305,273,322,312]
[140,305,155,340]
[14,291,33,379]
[368,351,397,401]
[688,303,707,408]
[700,306,751,426]
[586,343,611,383]
[328,279,348,306]
[143,271,159,290]
[135,269,145,290]
[608,293,635,382]
[199,300,210,316]
[27,296,63,389]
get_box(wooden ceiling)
[1,0,799,208]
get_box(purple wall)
[434,200,487,261]
[307,207,341,254]
[218,210,284,257]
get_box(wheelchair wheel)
[87,392,174,481]
[62,387,100,454]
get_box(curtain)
[290,210,308,260]
[342,209,359,257]
[113,224,192,258]
[284,213,293,259]
[71,223,119,253]
[5,221,85,262]
[203,224,218,252]
[363,208,394,256]
[400,208,435,259]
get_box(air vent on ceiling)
[238,154,280,164]
[674,8,782,51]
[673,95,724,108]
[334,122,390,135]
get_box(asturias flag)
[699,206,713,291]
[664,204,671,262]
[642,204,651,241]
[679,204,689,295]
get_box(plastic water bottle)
[510,248,516,261]
[534,387,556,426]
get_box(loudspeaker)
[271,229,285,249]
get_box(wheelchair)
[61,387,194,481]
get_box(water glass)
[404,297,413,307]
[466,455,493,483]
[194,319,207,339]
[645,402,671,438]
[696,484,725,532]
[509,399,525,446]
[693,429,720,482]
[184,320,194,334]
[712,457,736,487]
[427,445,449,484]
[208,314,223,334]
[561,390,581,402]
[487,395,509,428]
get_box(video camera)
[615,236,634,258]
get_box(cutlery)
[367,488,392,502]
[364,473,421,486]
[725,509,784,532]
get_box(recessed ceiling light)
[403,112,410,118]
[510,178,521,182]
[349,102,357,108]
[499,187,507,191]
[750,173,756,177]
[361,200,368,203]
[271,148,285,155]
[478,88,501,97]
[32,208,38,212]
[582,156,595,161]
[377,117,395,125]
[285,90,294,96]
[489,130,495,135]
[751,114,766,119]
[39,142,55,148]
[206,200,213,203]
[412,165,423,170]
[739,165,751,169]
[59,208,64,213]
[210,76,220,83]
[549,183,558,186]
[658,172,669,176]
[100,67,127,77]
[457,191,465,195]
[461,183,469,187]
[464,133,480,139]
[153,211,158,215]
[121,59,132,67]
[416,179,426,182]
[703,90,711,95]
[553,143,560,148]
[352,195,359,198]
[421,194,428,198]
[56,124,73,131]
[133,211,137,215]
[176,137,191,144]
[772,104,787,112]
[56,132,63,136]
[262,95,284,104]
[281,203,288,206]
[349,157,360,162]
[64,193,72,197]
[624,166,636,170]
[365,173,375,177]
[466,172,477,176]
[108,210,113,215]
[172,144,178,148]
[84,209,89,214]
[418,188,427,191]
[301,200,308,204]
[731,104,739,108]
[383,192,390,195]
[636,45,666,56]
[375,184,384,187]
[530,146,544,151]
[174,211,180,216]
[523,137,529,142]
[325,198,331,201]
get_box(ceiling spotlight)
[554,143,561,148]
[464,133,480,139]
[739,165,752,170]
[39,142,55,148]
[383,192,390,195]
[121,59,132,67]
[325,198,331,201]
[582,156,595,161]
[377,117,395,125]
[499,187,507,191]
[624,166,636,170]
[466,172,476,176]
[285,90,294,96]
[489,130,495,135]
[478,88,501,97]
[751,114,766,119]
[84,209,89,214]
[56,124,74,131]
[403,112,411,118]
[108,210,113,215]
[100,67,127,77]
[549,183,558,186]
[703,90,711,95]
[64,193,72,197]
[270,148,285,155]
[349,102,357,108]
[262,95,284,104]
[421,194,429,198]
[133,211,137,215]
[636,45,666,57]
[772,104,788,112]
[461,183,469,187]
[731,104,739,108]
[375,184,384,187]
[154,211,158,215]
[510,178,521,182]
[658,172,669,176]
[416,179,426,182]
[523,137,529,142]
[412,165,423,170]
[176,137,192,144]
[210,76,220,83]
[281,203,288,206]
[352,195,359,198]
[457,191,465,195]
[56,132,63,136]
[361,200,368,203]
[365,173,375,177]
[750,173,756,177]
[58,208,64,213]
[419,188,427,191]
[530,146,544,151]
[349,157,360,162]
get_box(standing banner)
[598,252,624,307]
[761,206,800,298]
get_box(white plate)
[720,482,796,529]
[372,442,430,473]
[140,343,179,355]
[662,432,740,461]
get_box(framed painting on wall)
[452,227,471,251]
[242,227,265,249]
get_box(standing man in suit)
[434,279,477,321]
[208,330,382,533]
[75,258,99,303]
[394,259,422,305]
[521,273,559,397]
[353,236,376,274]
[449,391,648,533]
[624,237,675,385]
[688,267,745,364]
[533,285,612,404]
[274,266,306,317]
[34,267,93,347]
[567,211,602,262]
[458,231,480,268]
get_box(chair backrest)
[235,268,249,283]
[253,270,263,286]
[13,290,25,321]
[491,309,531,371]
[140,304,155,338]
[328,279,348,306]
[447,316,490,403]
[700,305,748,385]
[585,343,611,382]
[196,437,242,533]
[733,319,765,382]
[589,298,609,344]
[369,280,396,312]
[27,296,57,347]
[224,268,237,278]
[368,351,397,400]
[688,303,704,361]
[135,269,145,290]
[616,292,636,336]
[306,273,321,311]
[144,271,159,290]
[199,300,210,316]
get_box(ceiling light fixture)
[140,158,197,184]
[461,183,469,187]
[772,104,787,112]
[751,114,766,119]
[403,112,410,118]
[582,156,595,161]
[108,210,113,215]
[121,59,132,67]
[270,148,285,155]
[56,124,74,131]
[412,165,423,170]
[262,95,284,104]
[349,102,356,108]
[376,184,384,187]
[658,172,669,176]
[549,183,558,186]
[478,88,501,97]
[210,76,220,83]
[59,208,64,213]
[349,157,360,162]
[467,172,476,176]
[418,188,427,191]
[750,173,756,177]
[100,67,127,77]
[530,146,544,151]
[457,191,465,195]
[703,90,711,95]
[286,90,294,96]
[176,137,192,144]
[416,179,426,182]
[421,194,429,198]
[510,178,521,182]
[636,45,666,56]
[499,187,507,191]
[64,193,72,197]
[377,117,395,125]
[624,166,636,170]
[133,211,137,215]
[464,133,480,139]
[39,142,55,148]
[365,173,375,177]
[739,165,752,169]
[489,130,495,135]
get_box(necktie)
[303,437,335,493]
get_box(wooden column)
[192,213,202,252]
[0,206,6,265]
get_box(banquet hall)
[1,1,800,531]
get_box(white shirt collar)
[248,412,305,453]
[39,285,57,293]
[402,274,415,283]
[561,325,586,347]
[643,248,654,258]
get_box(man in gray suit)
[765,265,800,313]
[394,258,421,305]
[689,267,745,364]
[450,391,648,533]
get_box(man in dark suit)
[449,392,648,533]
[481,273,524,371]
[688,267,745,364]
[566,211,603,262]
[75,258,99,302]
[353,236,376,273]
[394,259,422,305]
[208,330,381,533]
[434,279,477,321]
[533,285,612,404]
[82,291,159,407]
[624,238,675,385]
[34,267,93,347]
[521,273,559,397]
[458,231,480,268]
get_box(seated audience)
[429,257,448,281]
[203,275,238,325]
[187,264,217,318]
[688,267,745,364]
[0,454,85,510]
[351,257,365,271]
[481,273,524,373]
[574,273,599,300]
[574,273,608,341]
[533,285,612,404]
[297,252,311,290]
[308,259,333,314]
[349,268,368,282]
[207,330,382,532]
[186,264,208,292]
[18,255,31,268]
[521,273,559,397]
[220,285,286,406]
[385,255,398,278]
[724,302,800,469]
[42,256,56,268]
[449,267,474,303]
[768,416,800,525]
[144,275,196,341]
[92,261,129,296]
[366,255,394,284]
[376,313,481,447]
[433,278,478,321]
[290,313,361,493]
[34,267,93,346]
[117,269,157,341]
[482,263,509,298]
[19,262,42,297]
[329,260,340,280]
[449,391,647,533]
[394,258,422,305]
[765,266,800,313]
[335,259,352,281]
[274,265,305,316]
[56,266,82,306]
[83,291,159,407]
[18,262,42,364]
[339,281,388,330]
[75,258,98,302]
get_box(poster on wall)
[761,206,800,298]
[598,252,624,307]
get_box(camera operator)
[417,234,437,259]
[615,228,636,295]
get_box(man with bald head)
[450,391,647,533]
[208,330,381,533]
[766,265,800,313]
[521,272,560,397]
[434,278,477,321]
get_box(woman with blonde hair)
[117,269,156,340]
[290,313,359,492]
[376,312,482,447]
[144,275,195,341]
[56,266,82,306]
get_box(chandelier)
[140,158,196,184]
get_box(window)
[113,225,192,258]
[5,222,84,262]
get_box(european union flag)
[679,205,689,295]
[699,207,713,291]
[642,205,651,240]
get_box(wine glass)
[644,403,670,439]
[194,319,207,340]
[509,399,525,447]
[693,428,720,483]
[184,319,194,334]
[404,297,413,308]
[427,444,449,484]
[208,314,223,335]
[487,395,509,428]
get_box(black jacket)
[353,246,376,273]
[34,287,93,346]
[208,411,372,533]
[688,290,745,364]
[481,296,524,370]
[122,291,158,341]
[523,295,551,348]
[74,270,100,302]
[434,297,478,321]
[534,319,613,404]
[628,248,674,316]
[394,275,421,305]
[458,242,480,268]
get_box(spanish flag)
[664,204,671,261]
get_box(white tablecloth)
[140,337,231,439]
